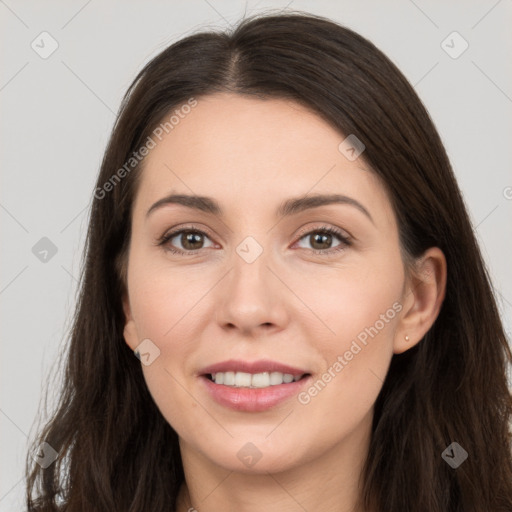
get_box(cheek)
[296,259,402,413]
[127,249,209,339]
[297,253,403,349]
[126,255,218,430]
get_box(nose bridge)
[230,234,275,305]
[215,233,288,331]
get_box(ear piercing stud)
[404,335,410,342]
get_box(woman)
[26,11,512,512]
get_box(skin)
[122,93,447,512]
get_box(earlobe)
[394,247,447,354]
[122,295,139,351]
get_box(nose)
[215,242,289,336]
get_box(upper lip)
[199,359,309,377]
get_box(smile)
[199,360,312,412]
[207,371,306,388]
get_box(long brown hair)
[26,11,512,511]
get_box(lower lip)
[200,375,311,412]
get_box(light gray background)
[1,1,511,509]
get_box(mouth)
[198,359,312,411]
[204,371,310,388]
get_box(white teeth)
[223,371,235,386]
[252,372,270,388]
[235,372,252,387]
[269,371,283,385]
[283,373,294,383]
[210,371,304,388]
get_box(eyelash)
[155,224,352,257]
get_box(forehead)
[133,93,394,224]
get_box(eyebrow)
[146,193,374,224]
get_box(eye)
[294,226,351,255]
[157,228,215,254]
[156,224,351,256]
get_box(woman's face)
[123,92,414,474]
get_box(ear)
[393,247,447,354]
[122,294,139,351]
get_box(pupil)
[311,233,331,250]
[183,231,202,250]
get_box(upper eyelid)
[295,224,351,239]
[162,224,215,241]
